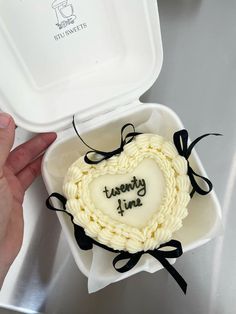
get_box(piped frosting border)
[63,134,191,253]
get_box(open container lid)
[0,0,163,132]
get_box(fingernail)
[0,113,11,129]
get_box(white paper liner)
[88,246,175,293]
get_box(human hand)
[0,113,57,288]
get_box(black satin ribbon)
[113,240,187,294]
[73,116,141,164]
[46,193,93,250]
[173,129,222,197]
[46,193,187,294]
[73,118,220,197]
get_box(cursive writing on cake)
[103,176,146,216]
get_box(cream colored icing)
[63,134,191,253]
[89,159,165,229]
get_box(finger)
[17,155,44,191]
[0,113,15,170]
[6,132,57,175]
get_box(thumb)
[0,113,15,169]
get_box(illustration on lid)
[52,0,76,29]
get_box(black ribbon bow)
[46,193,93,250]
[73,116,141,164]
[73,117,221,197]
[46,193,187,294]
[113,239,187,294]
[173,130,222,197]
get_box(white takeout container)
[0,0,222,282]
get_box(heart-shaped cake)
[63,133,191,253]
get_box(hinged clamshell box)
[0,0,221,282]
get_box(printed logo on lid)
[51,0,87,41]
[52,0,77,30]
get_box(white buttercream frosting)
[63,134,191,253]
